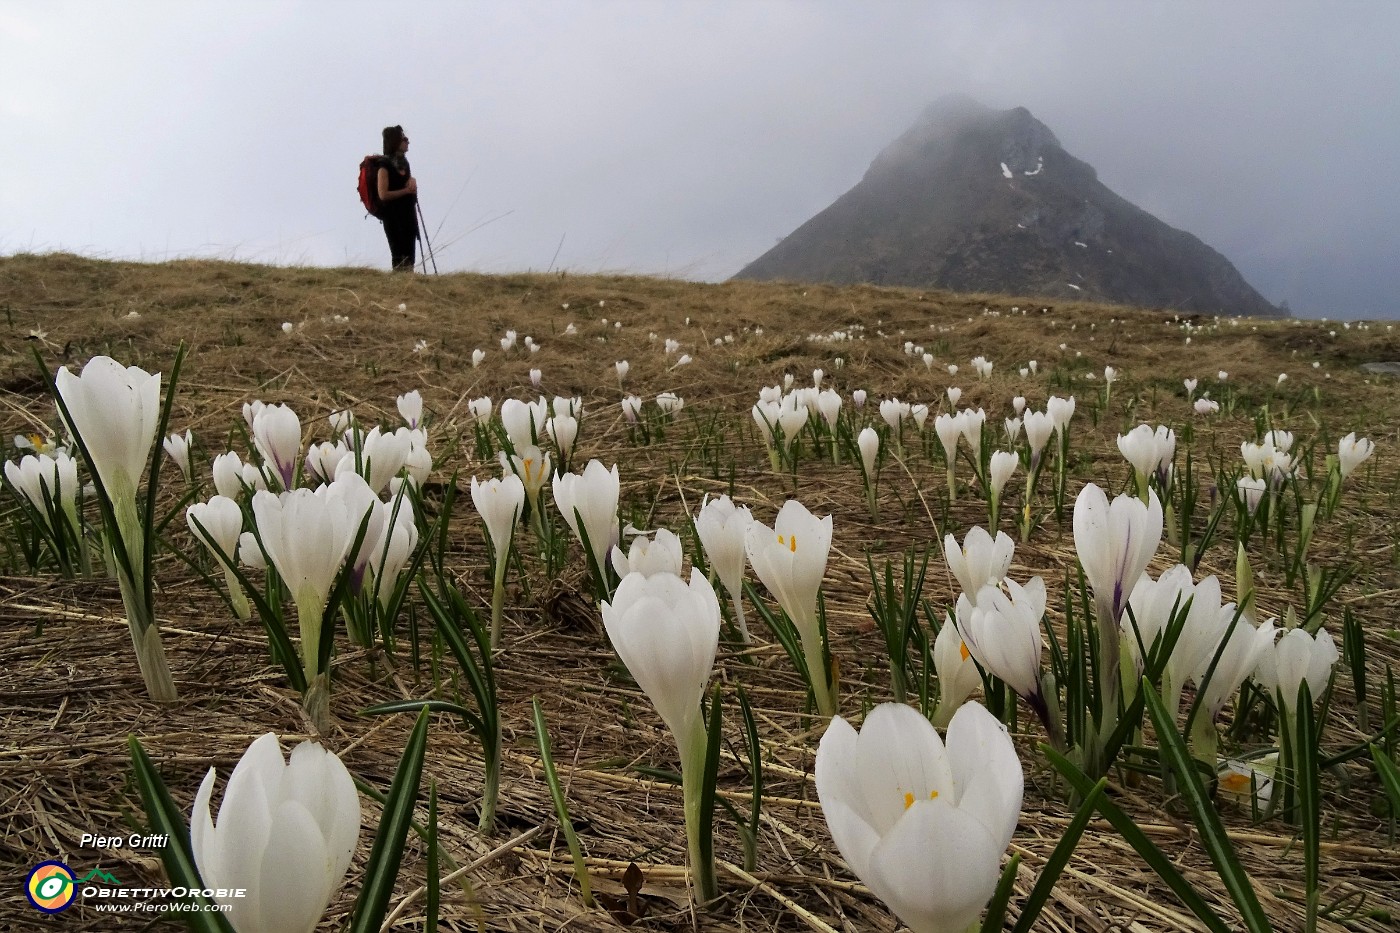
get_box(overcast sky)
[3,1,1396,318]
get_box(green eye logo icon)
[26,861,76,913]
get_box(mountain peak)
[736,98,1279,316]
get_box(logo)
[25,862,121,914]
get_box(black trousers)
[383,210,418,271]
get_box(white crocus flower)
[1237,476,1266,514]
[1022,411,1055,469]
[1074,484,1162,721]
[396,390,423,429]
[56,356,160,506]
[468,396,492,421]
[815,702,1022,933]
[745,499,836,715]
[5,451,80,526]
[471,348,486,367]
[471,475,524,566]
[611,527,685,578]
[946,386,962,406]
[1122,566,1227,716]
[934,413,962,463]
[880,398,908,433]
[499,397,546,452]
[858,427,880,479]
[1193,611,1276,721]
[694,494,755,642]
[546,414,580,464]
[602,568,722,899]
[553,460,620,581]
[816,389,841,432]
[1337,432,1374,479]
[211,451,245,499]
[187,495,250,619]
[251,404,302,490]
[1046,395,1076,439]
[251,483,359,719]
[1117,424,1161,486]
[1254,626,1339,716]
[932,617,982,727]
[471,473,524,646]
[338,426,410,494]
[988,450,1018,500]
[304,441,349,485]
[621,395,643,423]
[956,577,1047,704]
[656,392,684,417]
[192,733,360,933]
[943,526,1014,598]
[852,389,867,409]
[615,360,629,383]
[163,429,194,484]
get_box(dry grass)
[1,252,1399,931]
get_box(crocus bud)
[471,474,524,563]
[553,460,620,574]
[212,451,245,500]
[694,495,753,598]
[988,450,1018,499]
[858,427,879,479]
[251,404,302,490]
[163,430,193,484]
[602,568,720,748]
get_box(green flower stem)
[479,733,501,834]
[729,591,751,646]
[796,610,836,717]
[222,565,251,620]
[294,591,331,733]
[489,552,508,650]
[304,671,331,735]
[112,493,177,701]
[679,723,718,904]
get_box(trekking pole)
[416,202,439,274]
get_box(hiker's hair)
[382,125,405,158]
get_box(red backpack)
[357,155,386,217]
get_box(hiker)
[377,125,418,272]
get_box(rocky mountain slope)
[735,95,1281,317]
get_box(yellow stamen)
[788,534,797,553]
[902,790,939,810]
[1220,773,1252,794]
[959,641,970,662]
